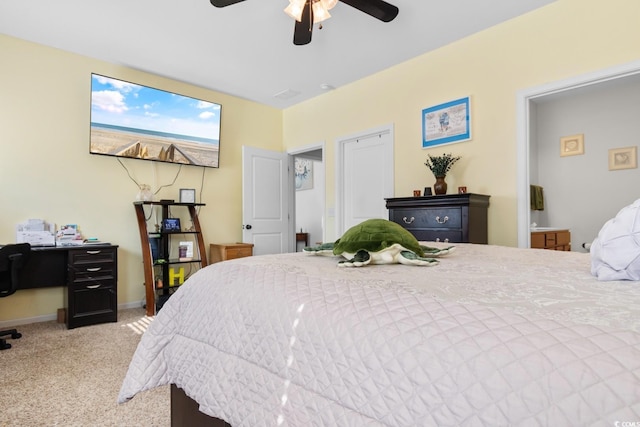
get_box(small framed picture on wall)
[559,134,584,157]
[608,146,637,171]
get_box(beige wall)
[2,0,640,323]
[282,0,640,245]
[0,35,282,322]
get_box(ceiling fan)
[209,0,399,46]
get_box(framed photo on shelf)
[179,188,196,203]
[608,146,637,170]
[422,97,471,148]
[560,134,584,157]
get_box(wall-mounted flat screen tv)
[90,73,221,168]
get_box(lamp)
[285,0,337,24]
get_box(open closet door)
[242,146,291,255]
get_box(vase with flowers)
[424,153,461,195]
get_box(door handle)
[244,224,252,230]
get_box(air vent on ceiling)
[274,89,301,100]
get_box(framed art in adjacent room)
[608,146,637,170]
[294,158,313,191]
[559,134,584,157]
[422,96,471,148]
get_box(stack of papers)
[16,219,55,246]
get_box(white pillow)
[591,199,640,281]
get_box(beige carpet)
[0,308,169,426]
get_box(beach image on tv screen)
[90,73,221,168]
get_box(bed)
[118,243,640,426]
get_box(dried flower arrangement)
[424,153,461,177]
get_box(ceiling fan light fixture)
[312,1,331,23]
[320,0,338,10]
[284,0,307,22]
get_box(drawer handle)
[86,267,102,272]
[86,284,101,289]
[435,215,449,224]
[402,216,415,224]
[435,238,450,243]
[86,250,101,255]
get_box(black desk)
[14,244,119,328]
[19,246,68,289]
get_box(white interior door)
[337,124,394,235]
[242,146,291,255]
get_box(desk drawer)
[69,248,117,265]
[68,281,117,328]
[69,278,116,291]
[69,265,116,282]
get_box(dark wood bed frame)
[171,384,231,426]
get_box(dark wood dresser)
[385,193,490,244]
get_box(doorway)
[289,143,325,250]
[516,60,640,248]
[242,144,325,255]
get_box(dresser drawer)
[390,207,462,230]
[411,229,462,243]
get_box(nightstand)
[209,243,254,263]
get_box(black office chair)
[0,243,31,350]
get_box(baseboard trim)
[0,300,145,329]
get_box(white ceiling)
[0,0,554,109]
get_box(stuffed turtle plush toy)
[304,218,454,267]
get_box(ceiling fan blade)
[339,0,398,22]
[209,0,246,7]
[293,1,313,45]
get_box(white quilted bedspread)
[118,244,640,426]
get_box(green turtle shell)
[333,219,425,257]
